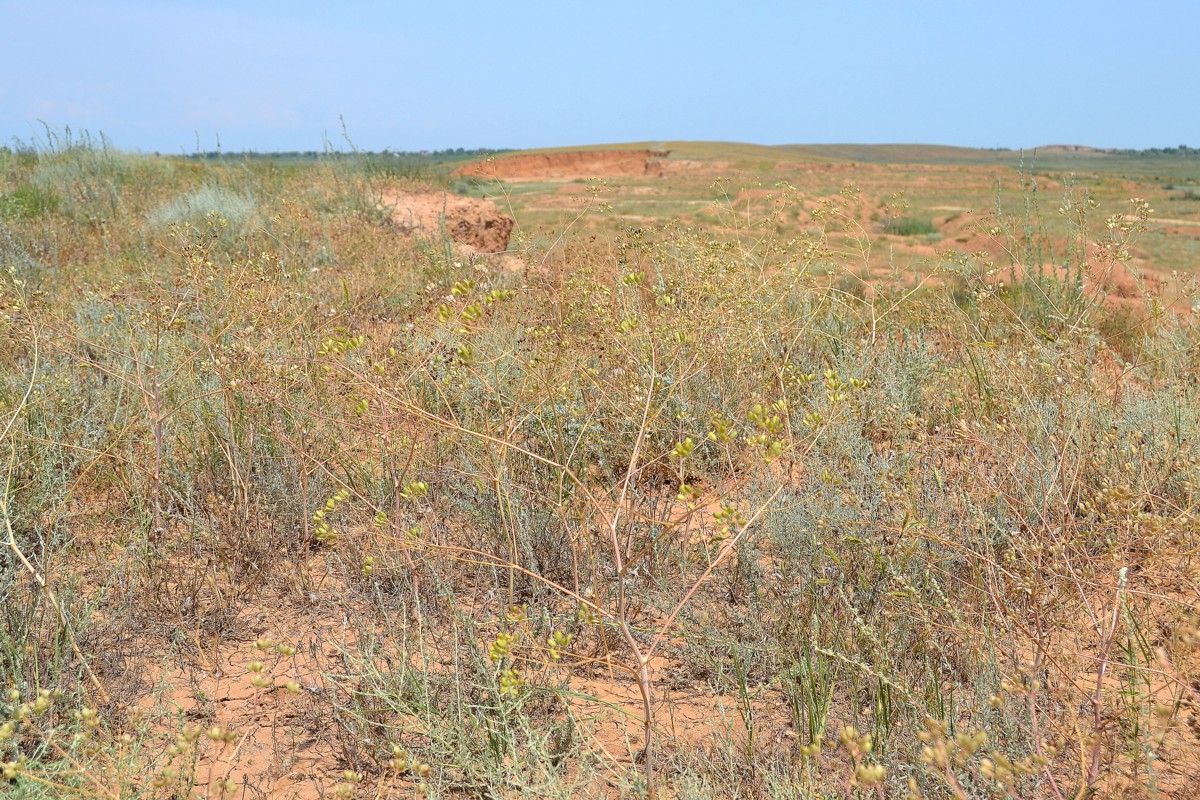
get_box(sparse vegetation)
[1,135,1198,800]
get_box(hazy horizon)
[8,132,1193,157]
[4,0,1198,154]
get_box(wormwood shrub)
[148,186,258,243]
[26,130,167,225]
[12,216,328,643]
[0,228,49,295]
[326,595,601,799]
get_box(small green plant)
[885,215,937,235]
[0,185,59,219]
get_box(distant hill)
[501,142,1200,178]
[163,141,1199,181]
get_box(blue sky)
[3,0,1196,153]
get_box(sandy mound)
[380,190,514,253]
[454,150,670,181]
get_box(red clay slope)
[454,150,670,181]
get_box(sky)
[3,0,1197,153]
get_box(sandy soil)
[379,189,514,253]
[454,150,671,181]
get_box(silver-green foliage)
[148,184,258,240]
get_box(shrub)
[27,131,148,222]
[148,184,258,239]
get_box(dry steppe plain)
[1,139,1199,799]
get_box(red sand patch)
[379,189,514,253]
[455,150,671,181]
[659,159,732,177]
